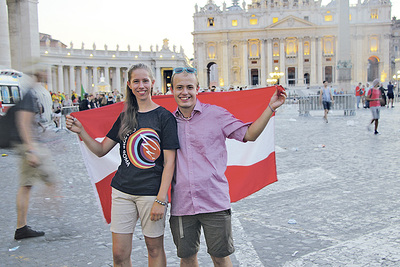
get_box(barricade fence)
[298,94,355,116]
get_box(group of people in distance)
[64,63,286,266]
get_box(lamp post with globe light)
[392,70,400,100]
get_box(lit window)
[208,18,214,27]
[273,17,278,23]
[232,20,238,26]
[250,18,258,25]
[349,14,351,20]
[325,15,332,22]
[208,44,216,59]
[371,9,378,19]
[273,42,279,56]
[304,42,310,55]
[370,37,378,52]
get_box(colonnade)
[46,64,127,96]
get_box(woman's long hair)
[118,63,154,139]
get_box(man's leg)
[145,235,166,267]
[112,232,133,267]
[16,186,31,228]
[211,255,233,267]
[181,253,199,267]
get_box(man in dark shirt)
[13,71,57,240]
[387,81,394,108]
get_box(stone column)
[57,65,64,93]
[222,41,229,88]
[241,40,249,86]
[69,66,75,94]
[93,66,98,90]
[104,66,110,85]
[81,66,86,95]
[311,37,317,85]
[155,67,162,92]
[279,38,286,86]
[355,35,363,83]
[196,42,206,88]
[115,67,121,92]
[267,39,273,82]
[0,0,11,67]
[336,0,352,91]
[7,0,40,71]
[298,37,304,85]
[63,67,69,94]
[46,65,53,92]
[317,37,323,85]
[382,34,390,82]
[260,39,266,86]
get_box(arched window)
[304,41,310,55]
[233,45,238,57]
[273,42,279,56]
[208,44,216,59]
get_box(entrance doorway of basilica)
[207,62,218,88]
[367,56,379,82]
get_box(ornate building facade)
[39,35,189,95]
[193,0,393,89]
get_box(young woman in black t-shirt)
[66,63,179,266]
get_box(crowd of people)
[355,80,396,109]
[48,90,124,128]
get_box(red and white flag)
[72,86,280,224]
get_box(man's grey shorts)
[169,209,235,258]
[371,106,380,119]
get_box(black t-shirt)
[107,106,179,196]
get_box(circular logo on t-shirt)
[126,128,161,169]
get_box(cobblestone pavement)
[1,102,400,266]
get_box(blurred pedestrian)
[366,78,382,135]
[52,98,62,128]
[13,69,57,240]
[387,81,394,108]
[319,81,334,123]
[355,82,362,109]
[79,93,90,111]
[66,63,179,266]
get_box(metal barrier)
[298,94,356,116]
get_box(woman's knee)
[145,236,164,258]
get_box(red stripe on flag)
[94,171,116,224]
[227,152,277,202]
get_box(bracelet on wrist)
[154,199,168,206]
[268,104,276,113]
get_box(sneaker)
[374,131,380,135]
[14,225,45,240]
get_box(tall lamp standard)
[393,70,400,99]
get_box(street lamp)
[393,70,400,97]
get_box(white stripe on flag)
[226,117,274,166]
[78,137,121,184]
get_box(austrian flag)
[72,86,280,224]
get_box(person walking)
[387,81,394,108]
[168,67,286,267]
[355,82,362,109]
[66,63,179,267]
[366,78,382,135]
[13,69,57,240]
[319,81,334,123]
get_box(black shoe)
[374,131,380,135]
[14,225,45,240]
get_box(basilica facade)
[192,0,394,89]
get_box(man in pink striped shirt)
[169,67,286,267]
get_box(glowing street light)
[268,67,284,85]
